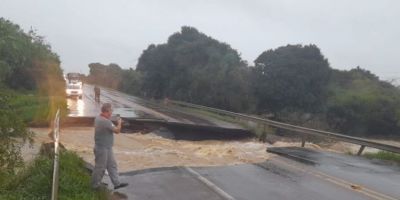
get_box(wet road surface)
[103,147,400,200]
[267,147,400,199]
[67,84,242,129]
[66,84,252,139]
[68,84,155,118]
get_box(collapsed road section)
[65,84,253,140]
[63,116,252,140]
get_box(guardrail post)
[357,145,366,156]
[51,109,60,200]
[168,99,400,154]
[260,124,267,143]
[301,137,306,147]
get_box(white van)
[66,82,83,99]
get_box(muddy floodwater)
[28,127,397,172]
[31,127,269,172]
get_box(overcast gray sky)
[1,0,399,82]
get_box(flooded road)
[31,127,268,172]
[68,84,153,118]
[67,84,244,129]
[62,84,263,172]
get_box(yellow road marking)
[271,157,397,200]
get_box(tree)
[120,68,142,95]
[0,18,65,95]
[252,44,331,114]
[136,26,253,112]
[87,63,123,89]
[327,67,400,136]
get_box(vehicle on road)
[66,72,82,84]
[66,82,83,99]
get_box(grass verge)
[4,89,67,126]
[364,151,400,165]
[0,150,107,200]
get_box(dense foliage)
[136,26,253,111]
[0,18,66,177]
[252,44,331,114]
[0,18,65,95]
[87,26,400,137]
[0,18,66,122]
[0,151,107,199]
[0,92,33,175]
[0,18,105,199]
[327,67,400,136]
[86,62,123,89]
[119,67,142,95]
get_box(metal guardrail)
[98,86,400,155]
[51,109,60,200]
[169,100,400,155]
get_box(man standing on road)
[92,103,128,190]
[94,85,100,103]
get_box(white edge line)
[182,166,236,200]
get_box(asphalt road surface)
[68,84,158,118]
[104,147,400,200]
[67,84,242,129]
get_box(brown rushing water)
[30,127,269,172]
[29,127,395,171]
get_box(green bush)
[0,151,107,200]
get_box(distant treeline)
[87,26,400,137]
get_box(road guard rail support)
[99,86,400,155]
[169,100,400,155]
[51,109,60,200]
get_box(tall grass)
[0,151,107,200]
[364,151,400,165]
[7,91,66,126]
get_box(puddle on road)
[67,98,92,117]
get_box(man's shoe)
[114,183,129,190]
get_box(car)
[66,83,83,99]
